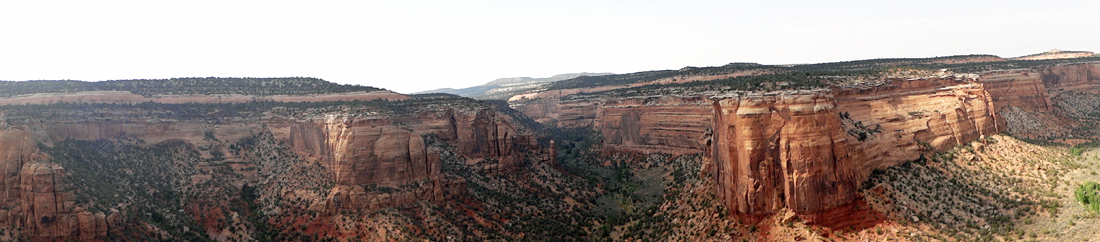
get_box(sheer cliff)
[508,59,1100,222]
[3,55,1100,241]
[0,92,559,241]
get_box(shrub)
[1075,181,1100,213]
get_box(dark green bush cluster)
[0,93,490,126]
[792,54,1000,71]
[546,62,773,90]
[545,53,1100,98]
[1076,181,1100,213]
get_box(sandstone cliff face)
[556,100,601,128]
[1038,63,1100,94]
[323,116,436,187]
[514,95,714,154]
[0,97,541,240]
[397,108,537,173]
[711,90,860,215]
[596,96,713,155]
[711,77,1003,217]
[834,77,1002,176]
[319,115,464,211]
[976,63,1100,139]
[980,70,1052,112]
[511,97,561,124]
[0,129,113,241]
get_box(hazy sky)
[2,0,1097,94]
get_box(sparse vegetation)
[0,77,383,97]
[863,135,1078,241]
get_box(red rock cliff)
[0,98,541,239]
[0,129,114,241]
[513,95,713,155]
[712,77,1003,217]
[323,116,438,187]
[711,90,860,215]
[1038,62,1100,92]
[980,70,1052,112]
[596,96,713,155]
[976,63,1100,139]
[835,77,1002,176]
[397,108,538,172]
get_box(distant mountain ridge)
[415,72,613,99]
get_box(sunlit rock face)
[0,129,115,241]
[596,96,714,155]
[0,93,543,240]
[711,77,1003,217]
[834,77,1002,177]
[711,90,860,215]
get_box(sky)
[1,0,1098,94]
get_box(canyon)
[0,91,545,241]
[0,54,1098,241]
[508,60,1100,221]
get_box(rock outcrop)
[977,63,1100,139]
[1038,62,1100,94]
[0,129,114,241]
[324,116,437,187]
[835,77,1002,176]
[596,96,713,155]
[320,115,464,211]
[711,77,1004,217]
[397,108,538,173]
[0,94,542,240]
[980,70,1052,112]
[711,90,860,215]
[513,95,713,155]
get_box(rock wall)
[510,98,561,124]
[267,106,539,211]
[323,116,437,187]
[513,95,713,155]
[976,63,1100,139]
[711,77,1003,217]
[835,77,1002,176]
[557,100,601,128]
[1039,62,1100,94]
[0,129,115,241]
[711,90,860,215]
[596,96,713,155]
[980,70,1052,112]
[396,108,538,172]
[0,99,541,240]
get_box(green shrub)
[1075,181,1100,213]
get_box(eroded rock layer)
[0,98,541,241]
[835,77,1002,176]
[713,76,1004,216]
[711,90,859,215]
[0,129,115,241]
[596,96,713,155]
